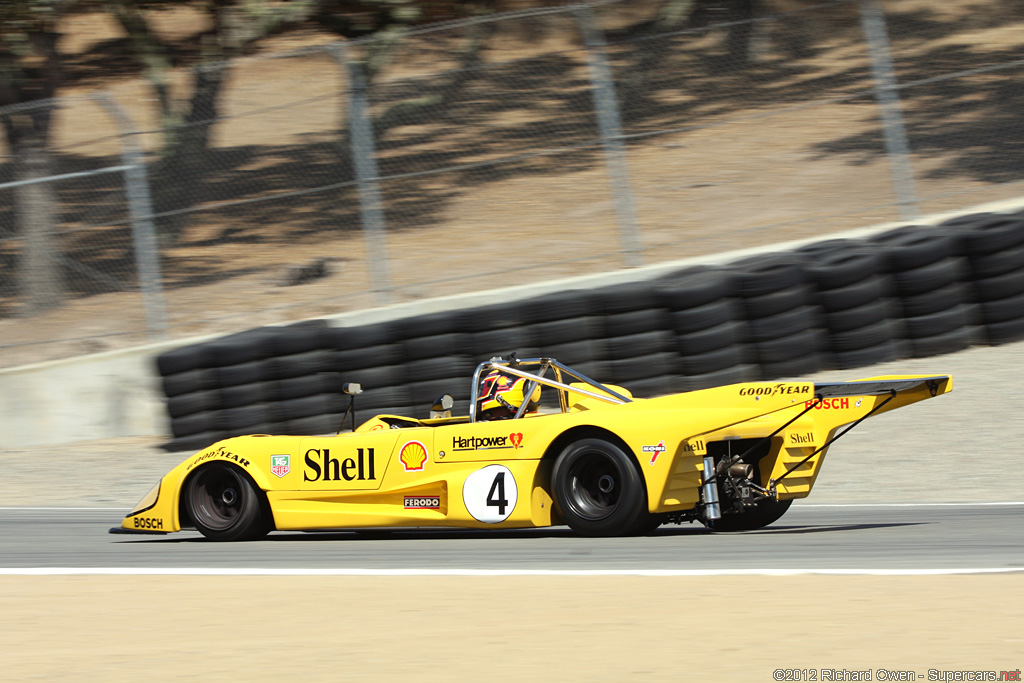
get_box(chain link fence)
[2,0,1023,368]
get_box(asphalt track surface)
[2,503,1021,572]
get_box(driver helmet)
[477,370,541,420]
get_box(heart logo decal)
[509,432,524,449]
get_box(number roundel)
[463,464,518,523]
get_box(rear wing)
[814,375,950,399]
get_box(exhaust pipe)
[702,455,721,521]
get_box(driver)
[476,370,542,421]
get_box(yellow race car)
[117,356,951,540]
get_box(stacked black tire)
[869,225,978,358]
[728,254,823,379]
[657,267,755,391]
[154,210,1024,450]
[941,212,1024,345]
[797,239,900,369]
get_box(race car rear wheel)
[552,438,648,537]
[706,498,793,532]
[185,463,270,541]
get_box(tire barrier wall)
[156,212,1024,451]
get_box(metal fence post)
[96,94,168,340]
[859,0,919,220]
[574,5,645,268]
[331,44,394,304]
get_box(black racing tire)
[621,375,679,399]
[752,328,821,364]
[730,254,806,298]
[273,373,338,402]
[603,309,669,337]
[215,404,272,433]
[944,213,1024,255]
[167,389,221,419]
[678,344,745,375]
[551,438,649,537]
[521,290,597,324]
[594,281,659,315]
[395,311,461,340]
[739,286,811,319]
[978,291,1024,324]
[983,316,1024,345]
[541,338,608,364]
[358,386,414,411]
[456,301,525,333]
[871,226,954,271]
[161,368,218,398]
[470,327,537,359]
[891,259,961,296]
[816,277,887,313]
[830,319,896,352]
[270,350,331,380]
[744,306,817,343]
[800,247,881,291]
[171,412,214,439]
[156,344,214,377]
[185,462,271,541]
[973,268,1024,302]
[667,300,737,333]
[967,242,1024,279]
[822,299,889,333]
[531,316,604,346]
[208,328,275,367]
[908,325,974,358]
[272,393,345,422]
[270,320,328,356]
[605,330,674,358]
[336,343,404,370]
[898,283,965,318]
[220,382,271,409]
[902,305,970,339]
[400,333,464,361]
[161,430,227,454]
[675,321,745,355]
[216,359,272,388]
[706,498,793,532]
[758,352,822,379]
[405,356,473,383]
[679,363,758,391]
[604,351,680,383]
[656,267,733,310]
[827,341,898,370]
[324,322,402,351]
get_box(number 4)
[486,472,508,515]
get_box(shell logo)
[399,441,429,472]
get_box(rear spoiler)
[814,375,950,399]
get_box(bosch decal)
[399,441,429,472]
[304,448,376,482]
[642,440,667,465]
[270,454,290,478]
[133,517,164,530]
[805,398,850,410]
[404,496,441,509]
[739,384,811,397]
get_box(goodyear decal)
[739,384,811,397]
[187,446,250,470]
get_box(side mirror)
[337,383,363,434]
[430,393,454,419]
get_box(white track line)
[1,568,1022,577]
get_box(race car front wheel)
[185,463,271,541]
[552,438,649,537]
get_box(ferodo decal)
[463,464,518,523]
[739,384,811,397]
[399,441,429,472]
[187,447,250,470]
[404,496,440,510]
[270,454,291,478]
[642,441,667,465]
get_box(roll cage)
[468,356,633,423]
